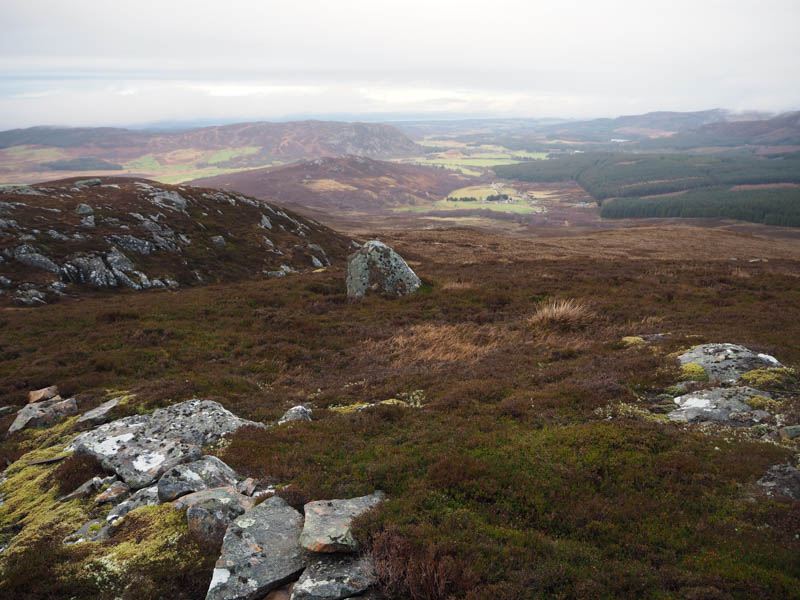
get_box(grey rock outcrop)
[13,244,60,274]
[157,456,239,502]
[207,496,305,600]
[668,387,772,423]
[757,464,800,499]
[69,399,260,488]
[300,492,385,553]
[106,485,160,525]
[95,480,131,504]
[345,241,420,299]
[678,343,782,383]
[291,554,376,600]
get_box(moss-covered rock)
[680,362,708,382]
[739,367,798,392]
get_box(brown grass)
[528,298,593,330]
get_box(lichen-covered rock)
[345,241,420,299]
[69,399,262,488]
[677,344,781,383]
[185,488,254,549]
[291,554,376,600]
[668,387,773,423]
[59,475,116,502]
[757,464,800,499]
[13,244,61,274]
[300,492,385,553]
[75,396,120,428]
[207,496,305,600]
[157,456,239,502]
[278,406,313,425]
[28,385,59,404]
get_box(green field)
[396,140,547,176]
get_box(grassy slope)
[0,227,799,599]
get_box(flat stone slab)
[678,343,781,383]
[207,496,305,600]
[158,455,239,502]
[9,397,77,435]
[28,385,59,403]
[69,400,261,489]
[291,554,376,600]
[300,492,385,553]
[95,480,130,504]
[668,386,771,423]
[75,397,120,428]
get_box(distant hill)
[188,156,468,213]
[0,121,422,185]
[0,177,354,305]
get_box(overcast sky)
[1,0,798,129]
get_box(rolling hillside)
[188,156,469,213]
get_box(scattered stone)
[668,387,773,423]
[107,485,160,525]
[211,235,227,248]
[207,496,305,600]
[75,203,94,215]
[186,488,254,549]
[278,406,313,425]
[63,518,108,545]
[28,385,59,403]
[74,396,120,428]
[0,406,15,416]
[25,454,69,466]
[8,396,76,434]
[346,241,421,299]
[300,492,385,553]
[237,478,258,496]
[95,480,131,504]
[677,344,781,383]
[80,215,95,228]
[74,179,102,189]
[106,234,155,255]
[13,245,61,274]
[291,554,377,600]
[778,425,800,440]
[157,456,239,502]
[757,464,800,499]
[59,475,116,502]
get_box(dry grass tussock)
[528,298,593,329]
[362,322,508,366]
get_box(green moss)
[621,336,646,347]
[746,395,783,412]
[680,362,708,381]
[739,367,798,391]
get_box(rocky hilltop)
[0,177,354,305]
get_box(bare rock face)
[345,241,420,299]
[299,492,385,553]
[678,343,781,383]
[69,400,261,489]
[157,456,239,502]
[206,496,305,600]
[290,554,376,600]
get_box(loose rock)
[207,496,305,600]
[95,480,131,504]
[157,456,239,502]
[291,554,376,600]
[668,386,772,424]
[677,343,781,383]
[757,464,800,499]
[278,406,313,425]
[75,396,120,428]
[28,385,59,403]
[300,492,385,553]
[186,488,254,549]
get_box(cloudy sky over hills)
[1,0,798,128]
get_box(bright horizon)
[1,0,799,129]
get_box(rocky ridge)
[0,177,353,305]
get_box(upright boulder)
[346,241,420,299]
